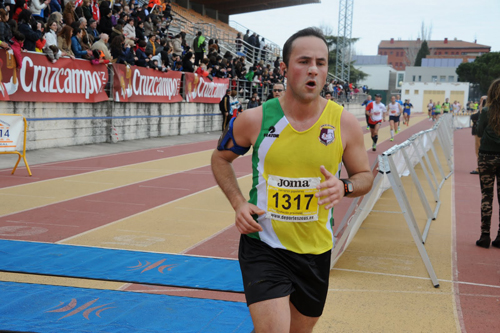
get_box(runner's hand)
[316,165,344,210]
[235,202,264,234]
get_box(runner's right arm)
[211,107,264,234]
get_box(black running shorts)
[389,115,400,122]
[238,235,331,317]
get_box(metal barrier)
[331,114,454,288]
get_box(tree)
[414,40,430,66]
[456,52,500,94]
[317,25,366,84]
[405,21,433,67]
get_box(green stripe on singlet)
[247,98,285,241]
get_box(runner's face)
[281,36,328,102]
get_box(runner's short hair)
[282,27,328,67]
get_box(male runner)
[387,95,402,141]
[361,95,373,130]
[427,99,434,120]
[396,95,404,131]
[442,98,450,114]
[366,93,386,151]
[434,100,442,120]
[402,99,413,126]
[452,100,461,114]
[211,27,373,332]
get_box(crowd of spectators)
[0,0,285,101]
[322,79,369,103]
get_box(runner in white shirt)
[365,94,386,151]
[453,101,461,114]
[387,95,403,141]
[427,99,434,120]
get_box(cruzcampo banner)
[0,49,108,103]
[184,72,229,104]
[112,63,182,103]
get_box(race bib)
[266,175,321,222]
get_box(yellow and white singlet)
[247,98,344,255]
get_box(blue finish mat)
[0,281,253,332]
[0,239,244,292]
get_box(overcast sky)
[231,0,500,55]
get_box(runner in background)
[366,93,386,151]
[434,101,442,121]
[442,98,451,114]
[427,99,434,120]
[396,94,403,131]
[402,99,413,126]
[453,100,461,114]
[361,95,372,130]
[387,95,402,141]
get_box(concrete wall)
[355,65,396,90]
[404,66,458,83]
[0,101,222,151]
[401,82,469,113]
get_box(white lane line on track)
[84,199,146,206]
[138,185,191,190]
[451,172,466,333]
[180,223,236,255]
[6,220,79,228]
[57,175,251,247]
[332,268,500,289]
[327,289,500,298]
[0,148,214,191]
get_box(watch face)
[347,183,354,192]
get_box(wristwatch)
[341,179,354,197]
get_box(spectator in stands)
[12,0,27,22]
[9,30,24,68]
[247,93,259,109]
[57,24,74,57]
[163,1,173,21]
[81,0,92,21]
[30,0,49,23]
[266,83,284,101]
[219,89,230,131]
[17,9,42,52]
[135,19,145,42]
[62,2,76,26]
[98,5,113,36]
[0,9,12,44]
[110,23,124,43]
[235,32,242,52]
[110,34,136,64]
[247,32,256,62]
[71,28,92,59]
[77,17,92,50]
[45,19,74,59]
[144,15,154,36]
[172,33,182,55]
[145,34,159,55]
[135,39,149,67]
[274,56,280,68]
[182,51,194,72]
[87,18,100,43]
[91,33,111,60]
[123,18,136,41]
[48,0,61,18]
[47,12,63,33]
[192,30,205,66]
[243,29,249,44]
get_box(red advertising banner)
[184,73,229,104]
[0,49,108,103]
[112,64,182,103]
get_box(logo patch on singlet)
[319,124,335,146]
[264,126,280,138]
